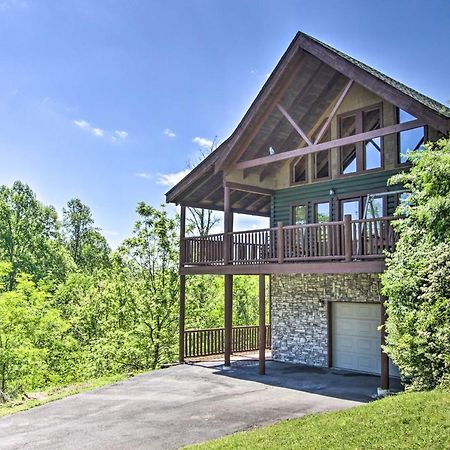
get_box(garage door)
[331,302,399,376]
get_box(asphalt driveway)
[0,357,393,450]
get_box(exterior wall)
[271,273,381,366]
[271,169,401,225]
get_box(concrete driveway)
[0,357,393,450]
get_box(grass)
[0,373,129,418]
[189,390,450,450]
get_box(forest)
[0,181,259,401]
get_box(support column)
[224,274,233,366]
[179,206,186,363]
[380,298,390,390]
[259,274,266,375]
[223,185,233,367]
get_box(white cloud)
[114,130,128,140]
[163,128,176,138]
[74,119,128,143]
[134,172,152,179]
[192,136,213,150]
[74,119,105,137]
[156,169,190,187]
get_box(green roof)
[300,32,450,119]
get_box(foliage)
[0,181,261,400]
[382,138,450,389]
[62,198,111,272]
[190,390,450,450]
[0,271,75,400]
[0,181,72,289]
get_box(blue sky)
[0,0,448,247]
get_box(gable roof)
[166,32,449,212]
[304,33,450,119]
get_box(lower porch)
[179,272,396,391]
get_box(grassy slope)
[191,390,450,450]
[0,373,129,418]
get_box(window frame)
[396,107,428,166]
[338,103,385,176]
[290,155,309,186]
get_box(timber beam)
[234,119,425,170]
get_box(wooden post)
[179,206,186,363]
[380,299,390,390]
[223,185,231,265]
[344,214,352,262]
[224,274,233,366]
[277,221,284,264]
[259,274,266,375]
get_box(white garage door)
[332,302,398,376]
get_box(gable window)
[398,109,425,164]
[339,105,383,175]
[292,156,308,184]
[313,124,331,180]
[340,115,357,174]
[363,108,382,170]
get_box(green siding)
[272,169,402,226]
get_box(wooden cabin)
[165,32,450,389]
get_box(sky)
[0,0,448,248]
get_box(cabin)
[165,32,450,390]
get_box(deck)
[180,216,397,274]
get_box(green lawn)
[190,390,450,450]
[0,373,129,418]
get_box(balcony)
[180,216,398,275]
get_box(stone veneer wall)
[270,273,382,366]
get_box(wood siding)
[271,169,401,226]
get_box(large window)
[398,109,425,164]
[340,105,383,175]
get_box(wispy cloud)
[73,119,128,143]
[114,130,128,140]
[74,119,105,137]
[192,136,213,150]
[156,169,190,187]
[163,128,176,138]
[134,172,152,179]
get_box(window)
[340,105,383,174]
[364,196,384,218]
[340,115,357,174]
[398,109,425,164]
[363,108,382,170]
[293,204,307,225]
[314,202,330,223]
[341,199,360,220]
[292,156,308,184]
[313,124,330,179]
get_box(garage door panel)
[331,302,400,377]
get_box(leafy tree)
[62,199,110,272]
[0,181,71,289]
[382,137,450,390]
[118,203,179,369]
[0,268,75,399]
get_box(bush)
[382,137,450,390]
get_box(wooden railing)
[184,325,271,358]
[181,216,398,266]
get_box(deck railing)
[184,325,271,358]
[181,216,398,266]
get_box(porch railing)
[181,216,398,266]
[184,325,271,358]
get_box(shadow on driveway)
[193,356,403,403]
